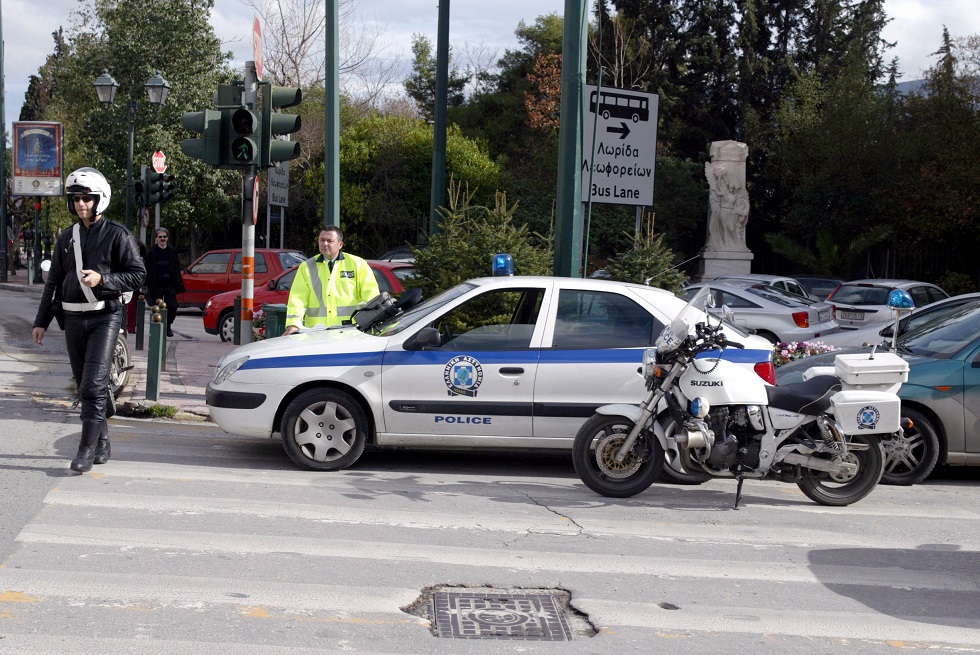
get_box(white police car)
[207,275,774,471]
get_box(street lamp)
[94,70,171,230]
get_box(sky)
[2,0,978,137]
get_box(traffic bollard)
[135,294,146,351]
[145,312,164,402]
[158,300,168,372]
[233,297,242,345]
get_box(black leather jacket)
[33,217,146,329]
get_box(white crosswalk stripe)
[1,426,978,654]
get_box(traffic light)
[225,107,261,167]
[134,167,148,206]
[260,84,302,168]
[159,173,175,205]
[143,171,164,205]
[180,109,222,166]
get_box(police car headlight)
[213,356,249,385]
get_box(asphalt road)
[1,287,978,654]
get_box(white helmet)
[65,167,111,216]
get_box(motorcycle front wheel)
[572,414,664,498]
[796,434,884,506]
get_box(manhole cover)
[404,585,596,640]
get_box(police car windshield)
[373,282,477,336]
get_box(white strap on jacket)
[63,223,105,312]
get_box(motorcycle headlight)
[642,348,660,378]
[213,355,249,385]
[690,396,710,419]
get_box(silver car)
[684,280,839,344]
[713,273,810,299]
[821,292,980,347]
[827,279,949,330]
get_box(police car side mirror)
[404,327,441,350]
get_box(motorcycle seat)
[766,375,841,415]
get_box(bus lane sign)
[582,85,659,206]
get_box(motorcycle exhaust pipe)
[780,452,858,476]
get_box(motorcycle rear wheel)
[796,434,884,506]
[572,414,664,498]
[109,332,131,399]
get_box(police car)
[206,275,775,471]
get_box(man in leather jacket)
[145,227,185,337]
[32,168,145,473]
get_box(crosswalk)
[1,420,978,654]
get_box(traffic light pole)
[239,61,259,344]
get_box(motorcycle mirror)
[40,259,51,272]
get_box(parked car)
[376,244,419,263]
[206,276,775,471]
[684,280,839,343]
[178,248,307,310]
[714,274,810,299]
[792,274,843,300]
[778,302,980,485]
[820,293,980,347]
[827,279,949,330]
[203,260,415,342]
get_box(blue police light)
[887,289,915,311]
[492,253,514,276]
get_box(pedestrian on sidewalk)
[144,227,184,338]
[31,168,145,473]
[284,226,379,335]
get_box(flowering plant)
[252,309,267,341]
[772,341,839,367]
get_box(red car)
[202,260,415,341]
[178,248,308,310]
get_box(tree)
[307,115,501,256]
[604,213,688,293]
[246,0,399,110]
[403,34,469,121]
[409,182,552,302]
[35,0,238,258]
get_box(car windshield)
[744,284,813,307]
[372,282,477,336]
[833,285,890,305]
[898,303,980,359]
[279,251,307,269]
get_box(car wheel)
[280,388,369,471]
[881,407,941,485]
[218,311,234,343]
[755,330,779,344]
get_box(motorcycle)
[572,286,911,508]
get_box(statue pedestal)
[697,250,754,281]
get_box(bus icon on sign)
[589,89,649,123]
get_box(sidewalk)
[1,275,231,422]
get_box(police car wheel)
[281,388,368,471]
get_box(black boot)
[70,422,101,473]
[93,425,110,465]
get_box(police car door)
[380,283,548,445]
[533,285,666,445]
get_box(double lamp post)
[92,70,171,231]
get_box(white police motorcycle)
[572,286,911,507]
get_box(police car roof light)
[492,253,514,276]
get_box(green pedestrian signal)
[226,107,261,166]
[260,84,302,168]
[180,109,222,166]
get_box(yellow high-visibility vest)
[285,253,380,329]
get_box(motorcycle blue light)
[491,253,514,276]
[690,396,710,418]
[887,289,914,310]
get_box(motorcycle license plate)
[840,311,864,321]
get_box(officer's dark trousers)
[65,310,121,458]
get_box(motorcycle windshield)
[657,286,712,352]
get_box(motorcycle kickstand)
[733,474,746,510]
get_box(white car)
[207,276,775,471]
[827,279,949,330]
[714,274,810,299]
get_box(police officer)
[284,226,379,334]
[32,168,145,473]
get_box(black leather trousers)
[65,310,121,446]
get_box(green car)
[777,302,980,485]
